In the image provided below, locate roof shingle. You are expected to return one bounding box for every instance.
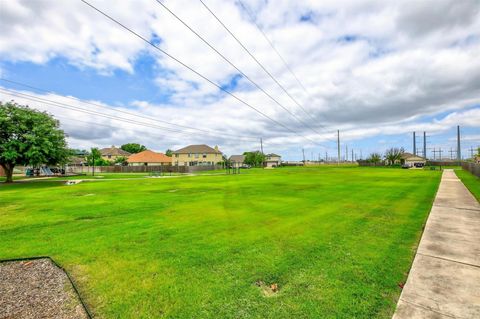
[99,146,131,156]
[127,150,172,163]
[173,144,221,154]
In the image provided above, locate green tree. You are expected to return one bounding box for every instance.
[121,143,146,154]
[86,148,112,175]
[367,152,382,165]
[0,102,68,183]
[114,156,128,166]
[385,147,405,165]
[243,151,265,167]
[165,149,173,157]
[86,148,110,166]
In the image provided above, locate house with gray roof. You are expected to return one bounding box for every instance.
[229,155,246,168]
[99,146,131,161]
[172,144,222,166]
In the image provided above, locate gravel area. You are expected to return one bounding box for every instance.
[0,258,89,319]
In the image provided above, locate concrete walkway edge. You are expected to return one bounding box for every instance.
[393,169,480,319]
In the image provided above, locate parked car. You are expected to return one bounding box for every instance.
[402,164,410,169]
[240,164,251,169]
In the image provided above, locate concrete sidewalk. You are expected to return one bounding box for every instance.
[393,169,480,319]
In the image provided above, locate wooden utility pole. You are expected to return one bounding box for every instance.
[457,125,461,161]
[302,148,305,164]
[260,137,264,167]
[337,130,340,165]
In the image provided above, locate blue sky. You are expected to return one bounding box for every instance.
[0,0,479,160]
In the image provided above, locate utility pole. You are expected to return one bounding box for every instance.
[423,131,427,159]
[469,147,475,159]
[432,147,437,160]
[337,130,340,165]
[438,148,443,160]
[345,144,348,162]
[92,151,95,176]
[351,149,354,162]
[302,148,306,164]
[360,149,363,160]
[413,132,416,156]
[457,125,461,161]
[449,148,455,160]
[260,137,264,167]
[325,151,328,162]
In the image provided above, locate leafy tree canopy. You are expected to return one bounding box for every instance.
[367,152,382,164]
[121,143,146,154]
[86,148,111,166]
[0,101,68,183]
[114,156,128,165]
[385,147,405,165]
[165,149,173,157]
[243,151,265,167]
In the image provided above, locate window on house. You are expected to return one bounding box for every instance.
[203,153,207,158]
[195,153,199,158]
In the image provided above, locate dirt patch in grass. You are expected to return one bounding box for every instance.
[0,258,89,319]
[255,280,280,297]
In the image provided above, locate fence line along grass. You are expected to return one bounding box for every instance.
[0,166,441,318]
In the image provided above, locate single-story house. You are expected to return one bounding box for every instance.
[100,146,131,161]
[229,155,246,168]
[400,152,426,167]
[265,153,281,168]
[172,144,222,166]
[127,150,172,166]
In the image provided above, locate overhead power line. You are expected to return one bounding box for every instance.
[198,0,320,126]
[80,0,321,146]
[54,115,278,149]
[155,0,322,136]
[0,78,257,141]
[0,88,257,140]
[1,88,289,149]
[237,0,312,98]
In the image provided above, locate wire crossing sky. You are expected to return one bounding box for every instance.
[0,0,479,160]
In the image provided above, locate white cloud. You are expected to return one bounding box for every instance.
[1,0,479,158]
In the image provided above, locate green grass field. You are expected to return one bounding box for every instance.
[0,167,441,318]
[455,169,480,201]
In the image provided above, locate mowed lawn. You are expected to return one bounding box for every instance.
[455,169,480,201]
[0,167,441,318]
